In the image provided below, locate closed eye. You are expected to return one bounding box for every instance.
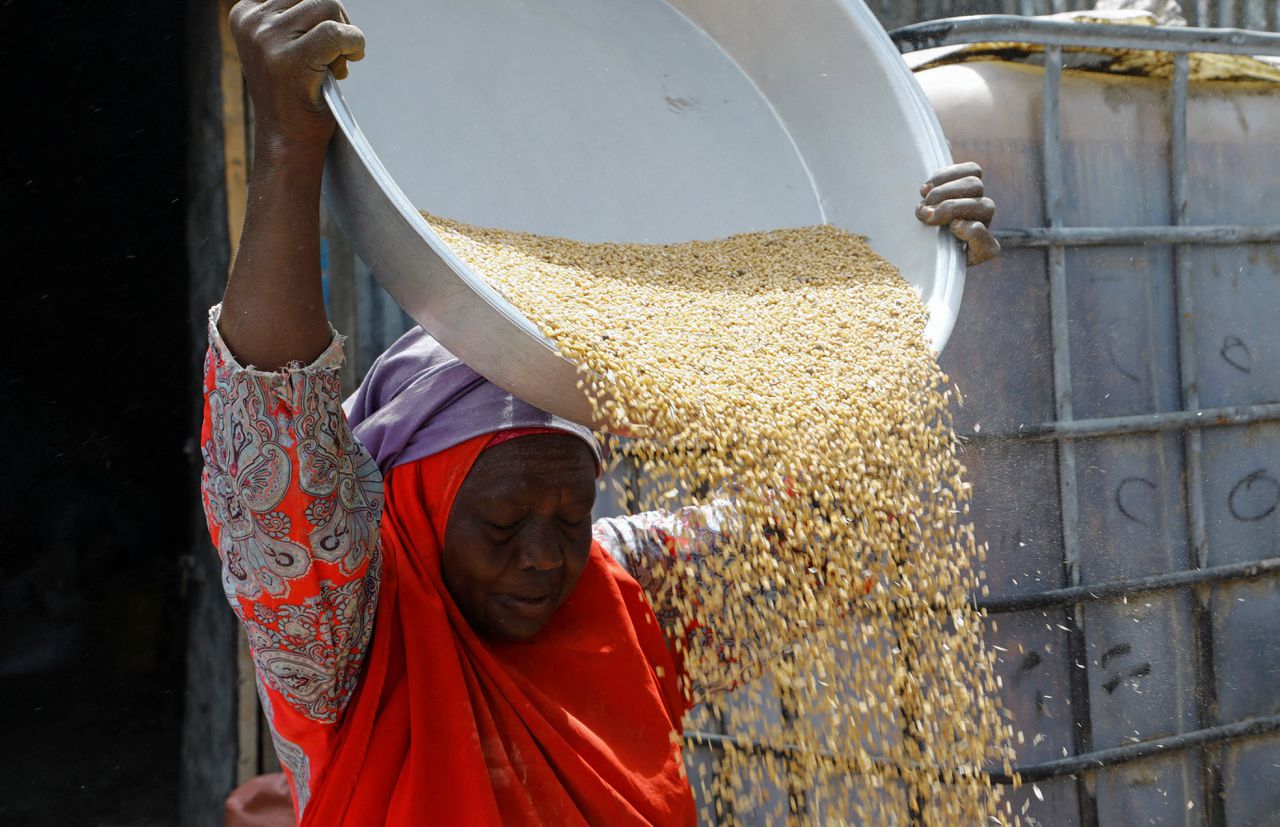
[559,516,590,528]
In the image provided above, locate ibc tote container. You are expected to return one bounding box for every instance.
[903,24,1280,825]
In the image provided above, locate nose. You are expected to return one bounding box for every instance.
[514,519,564,572]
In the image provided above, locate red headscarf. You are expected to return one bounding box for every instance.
[300,433,696,825]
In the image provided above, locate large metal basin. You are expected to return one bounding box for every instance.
[323,0,961,430]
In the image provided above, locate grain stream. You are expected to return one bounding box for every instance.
[426,213,1020,825]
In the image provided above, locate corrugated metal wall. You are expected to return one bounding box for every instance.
[868,0,1280,31]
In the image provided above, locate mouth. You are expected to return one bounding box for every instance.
[495,592,556,619]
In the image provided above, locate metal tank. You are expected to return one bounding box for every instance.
[321,0,964,431]
[894,16,1280,826]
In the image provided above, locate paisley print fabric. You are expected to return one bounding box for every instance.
[255,676,312,818]
[200,306,381,725]
[244,574,380,722]
[203,366,312,599]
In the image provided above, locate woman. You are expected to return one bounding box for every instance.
[206,2,1001,824]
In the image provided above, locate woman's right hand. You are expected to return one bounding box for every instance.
[229,0,366,154]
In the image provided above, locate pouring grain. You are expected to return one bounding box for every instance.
[425,213,1019,825]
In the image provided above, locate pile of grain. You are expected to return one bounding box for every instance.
[426,213,1019,825]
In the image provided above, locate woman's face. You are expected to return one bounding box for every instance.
[442,434,597,641]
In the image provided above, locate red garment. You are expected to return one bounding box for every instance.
[302,435,696,826]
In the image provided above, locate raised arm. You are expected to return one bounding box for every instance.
[198,5,373,808]
[219,0,365,370]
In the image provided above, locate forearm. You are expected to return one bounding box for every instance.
[219,140,332,370]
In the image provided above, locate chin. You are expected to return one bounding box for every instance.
[476,604,554,642]
[486,617,547,642]
[478,591,565,641]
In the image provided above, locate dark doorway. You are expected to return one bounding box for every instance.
[1,2,190,824]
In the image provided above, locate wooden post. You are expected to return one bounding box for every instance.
[214,0,277,789]
[180,0,243,822]
[220,0,248,260]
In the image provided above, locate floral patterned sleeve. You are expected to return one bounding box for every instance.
[200,305,383,815]
[593,501,781,705]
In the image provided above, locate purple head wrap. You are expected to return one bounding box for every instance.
[343,326,604,475]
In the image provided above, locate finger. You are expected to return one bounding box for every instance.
[952,220,1002,265]
[276,0,351,34]
[922,176,984,207]
[294,19,366,70]
[916,196,995,227]
[332,55,348,79]
[921,161,983,196]
[228,0,265,31]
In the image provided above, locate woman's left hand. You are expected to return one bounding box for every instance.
[916,162,1000,266]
